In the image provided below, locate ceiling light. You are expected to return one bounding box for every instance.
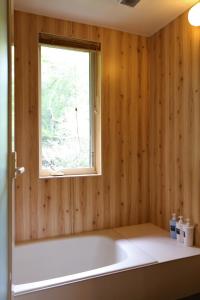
[188,2,200,26]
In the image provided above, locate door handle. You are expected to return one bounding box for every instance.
[10,152,26,178]
[15,167,25,175]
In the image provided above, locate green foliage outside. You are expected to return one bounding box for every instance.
[41,46,91,171]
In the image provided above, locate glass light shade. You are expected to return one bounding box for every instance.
[188,2,200,26]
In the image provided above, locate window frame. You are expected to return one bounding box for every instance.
[38,36,102,178]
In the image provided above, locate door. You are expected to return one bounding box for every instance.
[0,0,12,299]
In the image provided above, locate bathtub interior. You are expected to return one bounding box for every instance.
[13,233,127,285]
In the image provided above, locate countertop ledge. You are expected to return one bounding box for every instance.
[114,223,200,263]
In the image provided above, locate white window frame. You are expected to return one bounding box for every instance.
[38,36,101,178]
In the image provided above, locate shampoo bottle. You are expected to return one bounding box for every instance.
[176,216,184,243]
[169,213,177,239]
[183,219,194,247]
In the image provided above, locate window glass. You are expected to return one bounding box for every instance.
[41,45,92,171]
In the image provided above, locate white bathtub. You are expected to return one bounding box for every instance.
[13,227,157,298]
[13,224,200,300]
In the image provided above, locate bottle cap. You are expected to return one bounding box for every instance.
[178,216,184,223]
[172,213,176,219]
[185,218,190,225]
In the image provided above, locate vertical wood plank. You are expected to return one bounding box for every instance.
[149,11,200,246]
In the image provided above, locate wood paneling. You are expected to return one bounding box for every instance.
[149,12,200,245]
[14,11,150,242]
[15,10,200,245]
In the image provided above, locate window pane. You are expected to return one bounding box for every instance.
[41,46,92,171]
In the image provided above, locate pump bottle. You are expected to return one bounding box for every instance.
[176,216,184,243]
[169,213,177,239]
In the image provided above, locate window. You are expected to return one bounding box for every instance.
[39,34,101,177]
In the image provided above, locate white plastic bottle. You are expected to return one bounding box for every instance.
[183,219,194,247]
[176,216,184,243]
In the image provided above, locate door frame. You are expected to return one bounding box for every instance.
[8,0,14,299]
[0,0,13,299]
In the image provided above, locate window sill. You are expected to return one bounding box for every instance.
[39,169,102,179]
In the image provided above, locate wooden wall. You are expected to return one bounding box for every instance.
[14,11,150,242]
[149,12,200,245]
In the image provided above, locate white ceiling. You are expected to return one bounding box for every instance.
[14,0,198,36]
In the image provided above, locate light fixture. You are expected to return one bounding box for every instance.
[188,2,200,26]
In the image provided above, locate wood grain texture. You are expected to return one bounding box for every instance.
[149,12,200,245]
[14,11,150,242]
